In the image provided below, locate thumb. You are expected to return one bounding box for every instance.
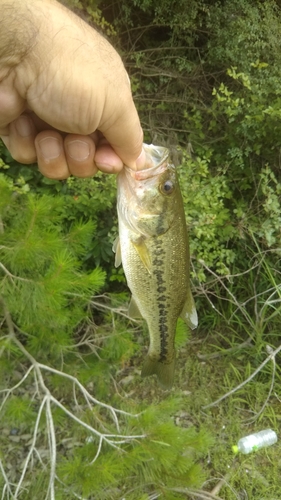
[98,94,144,169]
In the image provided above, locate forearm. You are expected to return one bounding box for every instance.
[0,0,117,82]
[0,0,85,73]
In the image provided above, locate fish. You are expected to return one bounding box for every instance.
[114,143,197,390]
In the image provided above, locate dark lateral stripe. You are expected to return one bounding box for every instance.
[153,236,169,362]
[154,269,164,284]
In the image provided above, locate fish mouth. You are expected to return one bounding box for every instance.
[126,144,170,181]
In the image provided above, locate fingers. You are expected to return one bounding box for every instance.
[64,135,98,177]
[1,114,133,178]
[35,131,69,179]
[5,115,37,164]
[1,113,99,178]
[95,140,146,173]
[35,132,98,179]
[94,139,123,174]
[1,113,146,178]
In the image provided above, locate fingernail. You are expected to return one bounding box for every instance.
[66,140,90,161]
[15,116,33,137]
[38,137,61,160]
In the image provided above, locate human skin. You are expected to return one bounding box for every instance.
[0,0,145,179]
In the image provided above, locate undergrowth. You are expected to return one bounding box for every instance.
[1,163,281,499]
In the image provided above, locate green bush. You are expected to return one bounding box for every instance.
[102,0,281,281]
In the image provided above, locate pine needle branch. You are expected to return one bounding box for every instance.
[0,297,146,499]
[0,262,31,283]
[55,476,88,500]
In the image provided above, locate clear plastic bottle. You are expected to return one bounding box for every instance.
[232,429,277,454]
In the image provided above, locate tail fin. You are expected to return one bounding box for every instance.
[141,356,175,390]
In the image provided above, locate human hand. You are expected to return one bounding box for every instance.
[0,0,145,179]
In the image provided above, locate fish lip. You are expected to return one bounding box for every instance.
[125,144,170,181]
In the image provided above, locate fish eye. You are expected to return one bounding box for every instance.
[159,180,174,195]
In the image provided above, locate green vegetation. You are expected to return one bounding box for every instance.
[1,0,281,498]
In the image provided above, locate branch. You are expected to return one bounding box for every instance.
[202,344,281,409]
[0,459,15,500]
[245,345,276,423]
[0,297,145,498]
[165,488,224,500]
[0,262,31,283]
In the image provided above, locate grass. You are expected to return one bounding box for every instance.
[178,343,281,499]
[120,244,281,499]
[180,249,281,499]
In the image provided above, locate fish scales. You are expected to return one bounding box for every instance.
[115,144,197,389]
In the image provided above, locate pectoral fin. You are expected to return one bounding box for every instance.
[113,237,122,267]
[180,289,198,330]
[128,296,142,318]
[132,240,151,274]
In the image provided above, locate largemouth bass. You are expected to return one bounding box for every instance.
[114,144,197,390]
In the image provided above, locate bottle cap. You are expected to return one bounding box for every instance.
[232,445,239,454]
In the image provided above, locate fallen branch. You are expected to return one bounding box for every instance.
[202,344,281,409]
[0,297,145,499]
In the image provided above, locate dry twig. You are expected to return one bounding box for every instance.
[0,298,145,499]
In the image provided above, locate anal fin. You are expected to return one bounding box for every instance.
[128,296,142,319]
[112,236,122,267]
[180,288,198,330]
